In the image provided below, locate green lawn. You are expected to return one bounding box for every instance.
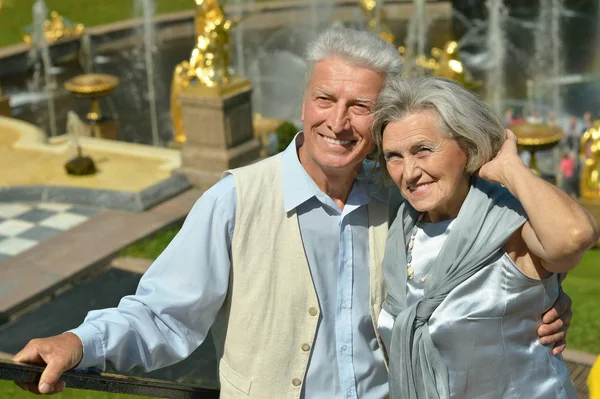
[0,381,154,399]
[562,248,600,354]
[0,0,286,48]
[118,225,181,260]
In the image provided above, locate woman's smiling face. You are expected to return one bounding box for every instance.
[382,110,470,222]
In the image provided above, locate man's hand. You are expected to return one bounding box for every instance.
[12,332,83,395]
[538,290,572,355]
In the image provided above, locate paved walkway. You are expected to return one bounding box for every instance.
[0,202,100,263]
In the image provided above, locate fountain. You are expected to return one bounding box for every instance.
[531,0,564,116]
[64,111,97,176]
[78,33,93,75]
[139,0,160,147]
[64,74,120,139]
[403,0,427,77]
[32,0,58,139]
[485,0,507,117]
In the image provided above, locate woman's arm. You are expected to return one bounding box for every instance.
[479,130,600,272]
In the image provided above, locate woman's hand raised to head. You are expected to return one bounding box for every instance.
[478,129,528,187]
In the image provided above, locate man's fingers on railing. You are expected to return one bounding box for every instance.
[13,339,46,364]
[39,357,71,393]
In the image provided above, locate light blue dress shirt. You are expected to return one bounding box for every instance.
[69,135,389,398]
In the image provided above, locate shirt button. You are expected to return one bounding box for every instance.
[346,388,353,398]
[342,300,349,309]
[292,377,302,386]
[341,345,348,352]
[301,342,311,352]
[308,307,318,316]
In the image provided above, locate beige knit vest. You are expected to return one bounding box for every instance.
[212,154,389,398]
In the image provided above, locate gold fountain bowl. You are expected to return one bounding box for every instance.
[64,74,120,97]
[511,123,564,148]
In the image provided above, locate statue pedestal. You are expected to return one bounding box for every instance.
[177,79,261,190]
[0,96,11,117]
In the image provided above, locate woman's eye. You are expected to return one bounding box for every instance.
[352,104,371,115]
[385,154,402,162]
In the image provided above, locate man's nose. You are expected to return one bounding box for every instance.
[327,104,351,133]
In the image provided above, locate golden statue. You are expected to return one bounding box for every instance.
[23,11,84,44]
[358,0,395,44]
[171,0,255,145]
[399,41,481,89]
[171,61,193,144]
[579,120,600,200]
[189,0,233,87]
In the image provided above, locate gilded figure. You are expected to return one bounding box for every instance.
[358,0,395,44]
[579,120,600,199]
[189,0,233,87]
[171,61,192,144]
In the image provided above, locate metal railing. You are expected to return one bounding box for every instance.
[0,359,219,399]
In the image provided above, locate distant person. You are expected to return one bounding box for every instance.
[547,110,558,126]
[13,28,573,398]
[373,76,598,398]
[503,107,514,127]
[563,115,580,153]
[559,150,578,198]
[582,111,593,133]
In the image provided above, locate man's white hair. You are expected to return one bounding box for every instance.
[305,27,403,87]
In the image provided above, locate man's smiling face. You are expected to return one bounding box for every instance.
[300,56,384,175]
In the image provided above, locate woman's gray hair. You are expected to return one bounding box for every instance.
[305,27,403,86]
[373,76,506,178]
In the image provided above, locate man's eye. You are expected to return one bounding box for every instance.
[417,147,432,153]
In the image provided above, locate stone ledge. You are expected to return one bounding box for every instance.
[0,174,192,212]
[563,348,598,367]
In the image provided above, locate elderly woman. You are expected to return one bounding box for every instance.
[373,77,600,398]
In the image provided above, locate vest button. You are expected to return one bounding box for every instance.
[308,307,318,316]
[292,377,302,386]
[301,342,311,352]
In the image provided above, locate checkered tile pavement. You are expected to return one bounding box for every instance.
[0,203,100,263]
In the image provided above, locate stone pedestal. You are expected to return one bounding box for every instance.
[177,79,261,190]
[0,96,11,117]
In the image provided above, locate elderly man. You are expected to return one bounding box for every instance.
[15,28,571,398]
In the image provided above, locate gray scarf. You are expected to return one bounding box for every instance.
[383,177,527,399]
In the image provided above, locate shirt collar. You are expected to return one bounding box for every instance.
[280,132,388,212]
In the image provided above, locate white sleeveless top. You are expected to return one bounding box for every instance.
[378,218,576,398]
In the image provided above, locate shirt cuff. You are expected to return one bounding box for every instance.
[66,323,106,370]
